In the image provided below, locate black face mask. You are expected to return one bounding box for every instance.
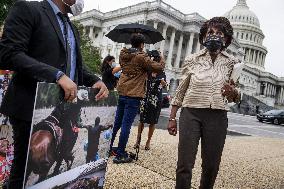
[204,35,225,53]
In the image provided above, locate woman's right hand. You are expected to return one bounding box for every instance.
[167,120,177,136]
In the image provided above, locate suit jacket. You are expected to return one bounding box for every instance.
[0,0,100,121]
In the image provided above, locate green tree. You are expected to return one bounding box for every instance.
[73,21,102,75]
[0,0,15,26]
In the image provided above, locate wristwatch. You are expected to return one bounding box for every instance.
[169,118,176,121]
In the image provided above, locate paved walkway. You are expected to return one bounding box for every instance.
[104,127,284,189]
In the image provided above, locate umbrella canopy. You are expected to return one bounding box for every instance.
[105,23,164,44]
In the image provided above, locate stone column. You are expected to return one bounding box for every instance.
[242,49,245,62]
[244,48,247,61]
[279,87,282,103]
[153,21,158,29]
[246,48,250,62]
[262,54,266,66]
[255,51,259,66]
[282,87,284,103]
[258,52,261,66]
[280,87,283,103]
[248,49,251,62]
[89,26,94,39]
[260,53,263,66]
[186,32,195,57]
[150,21,159,50]
[257,82,261,95]
[160,24,168,55]
[175,33,184,68]
[196,38,201,53]
[252,50,256,64]
[166,28,176,68]
[276,87,280,103]
[111,42,117,56]
[261,53,265,67]
[258,53,261,66]
[98,30,104,44]
[264,83,268,96]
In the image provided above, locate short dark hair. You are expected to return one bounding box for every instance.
[199,17,233,49]
[130,33,145,48]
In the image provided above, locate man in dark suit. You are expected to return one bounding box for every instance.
[0,0,108,188]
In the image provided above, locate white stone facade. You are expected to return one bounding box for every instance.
[72,0,284,107]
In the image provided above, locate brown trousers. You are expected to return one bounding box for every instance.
[176,108,228,189]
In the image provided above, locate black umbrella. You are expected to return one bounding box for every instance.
[105,23,164,44]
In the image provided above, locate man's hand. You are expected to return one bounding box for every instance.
[167,120,177,136]
[92,81,109,100]
[57,75,77,102]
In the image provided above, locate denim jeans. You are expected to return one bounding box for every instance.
[110,95,141,157]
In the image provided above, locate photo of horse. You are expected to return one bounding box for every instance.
[24,82,117,189]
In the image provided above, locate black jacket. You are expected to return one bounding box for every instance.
[0,0,100,121]
[102,64,118,90]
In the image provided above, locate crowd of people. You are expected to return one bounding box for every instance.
[0,0,243,188]
[0,138,13,185]
[0,73,11,125]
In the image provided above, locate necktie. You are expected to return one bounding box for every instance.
[58,13,72,78]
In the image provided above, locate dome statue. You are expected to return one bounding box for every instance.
[224,0,267,71]
[224,0,260,28]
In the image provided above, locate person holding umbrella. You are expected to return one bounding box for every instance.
[109,33,165,164]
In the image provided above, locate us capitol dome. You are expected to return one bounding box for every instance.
[224,0,267,71]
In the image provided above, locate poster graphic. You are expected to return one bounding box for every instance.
[24,82,117,189]
[0,71,13,186]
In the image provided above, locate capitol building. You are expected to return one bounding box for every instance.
[72,0,284,108]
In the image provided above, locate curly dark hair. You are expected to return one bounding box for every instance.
[199,17,233,49]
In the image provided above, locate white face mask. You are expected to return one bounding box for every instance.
[70,0,84,16]
[111,62,117,68]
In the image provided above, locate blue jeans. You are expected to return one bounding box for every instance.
[110,95,141,157]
